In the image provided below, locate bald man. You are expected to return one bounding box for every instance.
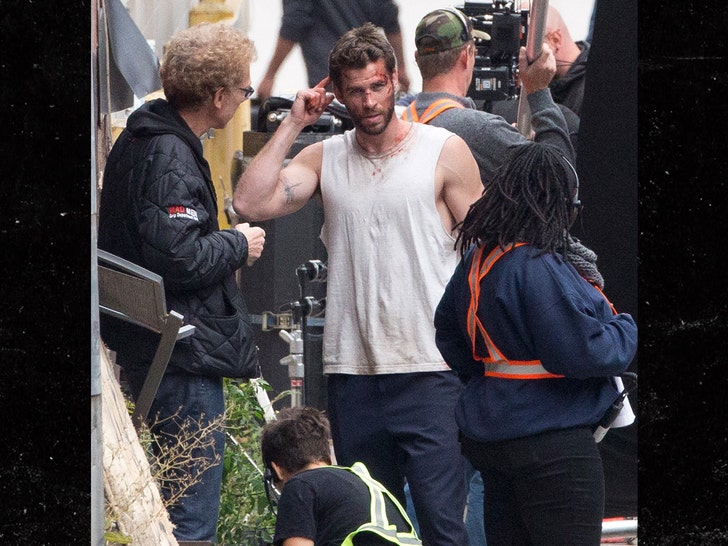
[543,4,590,116]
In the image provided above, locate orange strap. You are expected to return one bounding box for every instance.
[401,98,464,124]
[591,283,618,316]
[466,244,564,380]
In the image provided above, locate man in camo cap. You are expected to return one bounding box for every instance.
[414,7,489,55]
[403,7,575,186]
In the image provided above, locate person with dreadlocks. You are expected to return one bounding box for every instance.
[433,142,637,546]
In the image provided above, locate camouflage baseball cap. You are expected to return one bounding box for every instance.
[415,8,473,55]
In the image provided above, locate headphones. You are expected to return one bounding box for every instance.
[263,466,282,513]
[443,7,472,44]
[560,154,582,224]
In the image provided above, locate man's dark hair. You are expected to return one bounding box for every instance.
[456,143,578,260]
[261,406,332,474]
[328,22,397,89]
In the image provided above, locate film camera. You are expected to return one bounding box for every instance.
[458,1,528,105]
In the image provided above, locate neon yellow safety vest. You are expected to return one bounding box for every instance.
[340,462,422,546]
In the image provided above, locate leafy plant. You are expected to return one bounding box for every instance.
[106,376,288,545]
[217,378,289,545]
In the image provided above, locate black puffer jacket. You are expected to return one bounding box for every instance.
[98,99,259,378]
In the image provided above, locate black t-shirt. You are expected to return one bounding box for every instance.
[273,466,411,546]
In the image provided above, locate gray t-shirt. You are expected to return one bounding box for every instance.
[280,0,401,86]
[407,89,574,186]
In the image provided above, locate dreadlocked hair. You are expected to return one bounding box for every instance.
[456,143,575,261]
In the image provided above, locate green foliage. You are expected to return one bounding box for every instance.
[104,513,133,545]
[217,378,289,546]
[103,531,132,545]
[108,376,287,545]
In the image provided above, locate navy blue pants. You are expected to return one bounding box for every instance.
[123,361,225,543]
[461,427,604,546]
[327,372,470,546]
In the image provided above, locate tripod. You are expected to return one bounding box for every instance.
[278,260,326,407]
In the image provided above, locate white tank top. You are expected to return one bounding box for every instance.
[320,123,458,374]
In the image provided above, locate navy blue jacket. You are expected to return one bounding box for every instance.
[434,244,637,442]
[98,99,258,378]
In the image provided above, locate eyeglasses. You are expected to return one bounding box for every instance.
[263,468,281,515]
[239,85,255,99]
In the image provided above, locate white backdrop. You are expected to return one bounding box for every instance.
[246,0,596,98]
[126,0,595,100]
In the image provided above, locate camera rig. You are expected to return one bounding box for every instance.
[458,1,529,104]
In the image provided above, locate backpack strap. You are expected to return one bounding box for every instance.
[401,98,465,124]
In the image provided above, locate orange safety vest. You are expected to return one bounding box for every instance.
[466,244,564,380]
[401,98,465,124]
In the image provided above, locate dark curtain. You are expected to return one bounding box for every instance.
[572,0,638,517]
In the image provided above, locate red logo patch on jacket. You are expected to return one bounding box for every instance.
[168,205,199,221]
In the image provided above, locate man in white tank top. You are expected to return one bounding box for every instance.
[234,23,483,546]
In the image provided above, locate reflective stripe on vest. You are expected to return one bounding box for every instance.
[401,98,464,124]
[340,462,422,546]
[466,244,564,380]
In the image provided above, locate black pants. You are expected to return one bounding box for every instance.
[461,427,604,546]
[327,372,470,546]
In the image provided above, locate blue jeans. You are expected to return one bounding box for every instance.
[123,363,225,543]
[405,466,487,546]
[465,462,487,546]
[461,427,604,546]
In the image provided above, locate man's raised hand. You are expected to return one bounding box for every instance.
[289,77,336,127]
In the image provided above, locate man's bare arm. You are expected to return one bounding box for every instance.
[282,537,314,546]
[436,136,484,231]
[233,78,334,221]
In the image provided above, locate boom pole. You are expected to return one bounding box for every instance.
[516,0,549,137]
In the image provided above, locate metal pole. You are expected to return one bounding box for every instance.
[516,0,550,137]
[601,518,638,537]
[279,321,305,407]
[90,1,104,544]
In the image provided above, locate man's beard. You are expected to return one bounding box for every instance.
[352,104,395,136]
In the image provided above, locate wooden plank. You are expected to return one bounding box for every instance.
[101,341,178,545]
